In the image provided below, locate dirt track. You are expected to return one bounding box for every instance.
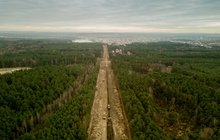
[88,45,130,140]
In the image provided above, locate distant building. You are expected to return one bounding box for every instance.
[112,48,123,55]
[72,39,93,43]
[127,51,132,56]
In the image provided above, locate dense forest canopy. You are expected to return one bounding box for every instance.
[0,39,101,139]
[109,42,220,139]
[0,39,101,67]
[1,39,220,139]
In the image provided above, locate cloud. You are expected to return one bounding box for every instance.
[0,0,220,33]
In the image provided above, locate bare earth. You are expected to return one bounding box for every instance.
[88,45,130,140]
[0,67,31,75]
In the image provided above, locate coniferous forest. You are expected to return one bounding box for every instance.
[1,39,220,140]
[109,42,220,140]
[0,39,101,139]
[1,0,220,139]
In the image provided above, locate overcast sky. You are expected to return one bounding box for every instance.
[0,0,220,33]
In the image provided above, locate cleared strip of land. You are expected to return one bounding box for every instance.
[88,45,130,140]
[0,67,31,75]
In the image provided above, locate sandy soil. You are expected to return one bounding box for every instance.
[0,67,31,75]
[88,45,130,140]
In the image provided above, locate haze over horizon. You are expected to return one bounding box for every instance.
[0,0,220,33]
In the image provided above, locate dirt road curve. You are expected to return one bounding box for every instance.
[88,45,130,140]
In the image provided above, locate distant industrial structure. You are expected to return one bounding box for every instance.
[112,48,133,56]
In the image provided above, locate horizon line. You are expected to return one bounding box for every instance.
[1,30,220,35]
